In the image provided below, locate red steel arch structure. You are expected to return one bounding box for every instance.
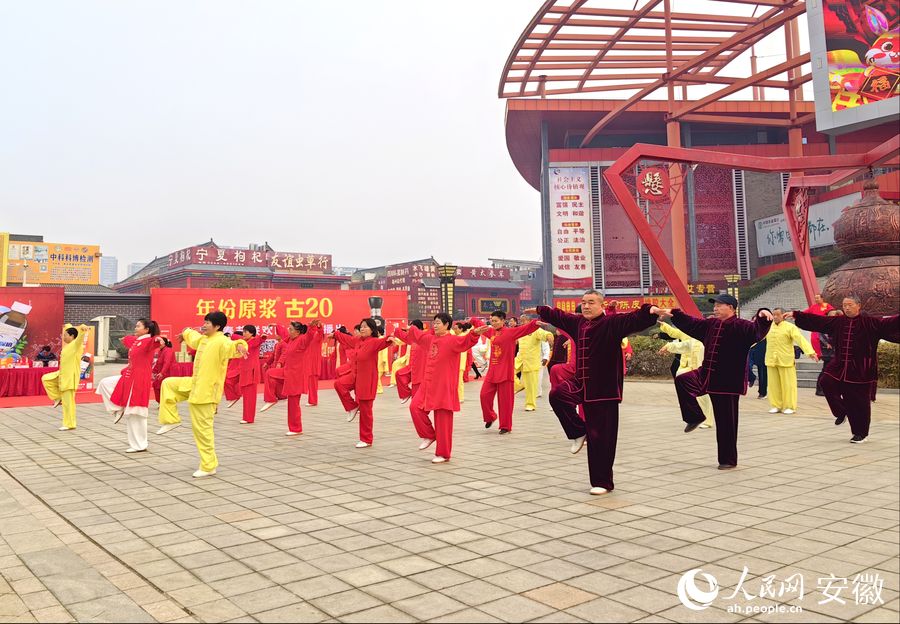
[499,0,899,316]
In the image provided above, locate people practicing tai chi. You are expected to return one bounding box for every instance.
[526,291,660,495]
[333,325,360,416]
[658,320,712,429]
[331,318,392,448]
[513,318,553,411]
[393,313,489,463]
[223,325,265,423]
[96,318,166,453]
[42,324,91,431]
[802,293,834,358]
[659,294,772,471]
[304,324,324,407]
[260,321,322,435]
[479,310,543,433]
[788,296,899,443]
[394,320,425,405]
[764,308,817,414]
[156,311,248,478]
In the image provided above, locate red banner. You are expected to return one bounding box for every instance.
[0,287,65,366]
[166,245,333,273]
[150,288,408,338]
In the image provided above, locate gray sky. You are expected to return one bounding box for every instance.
[0,1,541,278]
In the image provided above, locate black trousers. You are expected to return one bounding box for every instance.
[820,374,872,438]
[675,370,740,466]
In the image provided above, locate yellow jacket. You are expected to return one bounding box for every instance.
[764,321,814,367]
[659,322,704,372]
[392,341,410,370]
[517,328,553,372]
[182,329,246,404]
[57,324,88,392]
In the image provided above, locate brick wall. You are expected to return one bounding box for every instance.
[64,294,151,325]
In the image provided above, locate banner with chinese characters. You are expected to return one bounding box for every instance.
[549,167,594,290]
[0,287,65,366]
[554,294,680,314]
[150,288,407,338]
[755,194,852,258]
[166,244,333,274]
[5,241,100,285]
[455,267,510,280]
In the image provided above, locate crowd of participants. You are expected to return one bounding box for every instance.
[41,291,898,493]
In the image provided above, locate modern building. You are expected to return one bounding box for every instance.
[99,256,118,286]
[125,262,147,278]
[113,240,349,294]
[499,2,898,305]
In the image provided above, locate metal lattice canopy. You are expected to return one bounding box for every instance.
[499,0,811,146]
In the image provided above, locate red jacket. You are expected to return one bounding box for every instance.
[273,325,321,396]
[397,326,478,412]
[111,334,162,409]
[484,320,539,383]
[304,330,324,378]
[239,335,265,387]
[335,333,390,400]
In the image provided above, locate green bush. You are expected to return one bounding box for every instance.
[878,342,899,389]
[627,335,672,378]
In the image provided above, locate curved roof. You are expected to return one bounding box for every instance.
[499,0,810,147]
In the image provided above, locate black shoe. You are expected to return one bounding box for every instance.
[757,394,766,399]
[815,391,825,396]
[499,428,510,435]
[717,464,737,470]
[850,435,867,444]
[835,414,846,426]
[485,420,494,429]
[684,422,702,433]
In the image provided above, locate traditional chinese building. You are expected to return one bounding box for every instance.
[112,240,348,294]
[350,258,526,320]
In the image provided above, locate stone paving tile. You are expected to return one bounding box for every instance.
[1,382,897,623]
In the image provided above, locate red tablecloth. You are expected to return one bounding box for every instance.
[170,362,193,377]
[0,367,53,398]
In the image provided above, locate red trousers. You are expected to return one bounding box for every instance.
[358,399,375,444]
[480,380,514,429]
[224,375,241,401]
[264,369,287,403]
[307,375,318,406]
[334,373,357,412]
[240,384,258,423]
[820,374,872,438]
[286,394,302,432]
[396,366,412,400]
[410,387,454,458]
[152,377,168,403]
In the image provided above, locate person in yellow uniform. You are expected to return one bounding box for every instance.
[376,347,389,394]
[658,321,712,428]
[514,318,553,411]
[156,311,247,478]
[766,307,817,414]
[42,324,91,431]
[451,323,472,402]
[389,340,409,387]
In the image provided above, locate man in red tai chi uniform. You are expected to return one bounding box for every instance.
[395,320,425,405]
[479,310,544,434]
[527,291,660,495]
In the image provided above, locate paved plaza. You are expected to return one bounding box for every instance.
[0,378,897,623]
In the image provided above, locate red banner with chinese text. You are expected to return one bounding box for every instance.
[150,289,407,338]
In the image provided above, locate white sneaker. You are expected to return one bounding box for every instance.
[239,420,251,424]
[112,410,124,425]
[386,384,395,388]
[418,438,435,451]
[125,448,146,453]
[570,436,586,454]
[589,487,609,496]
[285,431,301,436]
[51,400,62,408]
[768,408,780,414]
[347,408,359,423]
[225,398,240,409]
[783,408,795,415]
[57,426,74,431]
[525,407,535,412]
[399,396,411,405]
[355,441,371,448]
[304,402,313,407]
[156,423,181,435]
[431,456,448,464]
[192,469,217,478]
[260,402,277,413]
[699,423,711,429]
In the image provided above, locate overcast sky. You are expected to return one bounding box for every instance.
[0,1,804,280]
[0,1,543,278]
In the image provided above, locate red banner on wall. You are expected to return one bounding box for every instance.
[0,287,65,366]
[150,288,408,338]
